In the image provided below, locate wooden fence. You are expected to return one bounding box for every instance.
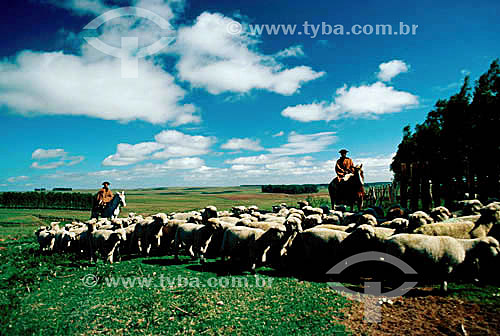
[390,162,482,211]
[364,184,397,208]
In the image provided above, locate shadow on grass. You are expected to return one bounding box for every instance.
[142,258,190,266]
[187,261,252,276]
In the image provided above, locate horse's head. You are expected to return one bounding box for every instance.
[117,191,126,207]
[353,164,364,185]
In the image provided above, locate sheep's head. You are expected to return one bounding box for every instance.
[391,218,410,234]
[207,218,222,231]
[357,214,377,226]
[430,206,451,222]
[303,214,322,229]
[202,206,218,223]
[408,211,433,231]
[285,216,303,233]
[475,236,500,259]
[459,199,483,215]
[297,200,309,209]
[479,202,500,224]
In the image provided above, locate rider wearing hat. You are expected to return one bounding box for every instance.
[335,149,355,183]
[97,181,113,207]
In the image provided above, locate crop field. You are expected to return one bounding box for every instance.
[1,186,500,335]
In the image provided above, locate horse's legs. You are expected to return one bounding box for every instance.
[328,180,336,210]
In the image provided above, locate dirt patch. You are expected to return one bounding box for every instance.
[333,290,500,335]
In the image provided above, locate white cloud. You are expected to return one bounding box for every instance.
[164,157,204,169]
[282,102,332,122]
[231,164,253,171]
[31,161,66,169]
[282,82,418,122]
[102,142,164,166]
[377,60,409,82]
[221,138,263,151]
[45,0,110,16]
[264,160,295,170]
[225,132,336,170]
[174,12,324,95]
[0,51,198,125]
[274,45,305,58]
[46,0,185,19]
[153,130,216,159]
[225,154,272,165]
[102,130,215,166]
[272,131,284,137]
[67,156,85,166]
[353,153,395,182]
[31,148,85,169]
[268,131,337,156]
[32,148,67,159]
[7,176,29,183]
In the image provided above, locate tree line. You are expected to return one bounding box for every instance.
[391,59,500,206]
[261,184,319,194]
[0,192,93,210]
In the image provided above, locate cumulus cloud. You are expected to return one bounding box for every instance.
[152,130,216,159]
[174,12,324,95]
[32,148,67,159]
[164,157,204,169]
[102,130,215,166]
[272,131,284,137]
[225,154,272,165]
[282,60,416,122]
[282,82,418,122]
[221,138,263,151]
[31,148,84,169]
[102,142,164,166]
[0,51,198,125]
[377,60,409,82]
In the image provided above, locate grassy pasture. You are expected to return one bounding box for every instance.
[0,186,350,335]
[1,186,498,335]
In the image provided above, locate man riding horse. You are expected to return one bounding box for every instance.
[328,149,364,211]
[97,181,113,210]
[335,149,355,184]
[91,181,115,219]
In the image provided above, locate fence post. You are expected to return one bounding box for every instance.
[410,162,420,211]
[400,163,408,208]
[421,161,432,211]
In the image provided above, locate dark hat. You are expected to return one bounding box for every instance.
[102,181,110,186]
[339,149,349,153]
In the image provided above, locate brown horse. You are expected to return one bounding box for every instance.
[328,164,364,212]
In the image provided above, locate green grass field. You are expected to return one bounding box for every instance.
[0,186,351,335]
[1,186,498,335]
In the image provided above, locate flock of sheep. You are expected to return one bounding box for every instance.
[35,199,500,292]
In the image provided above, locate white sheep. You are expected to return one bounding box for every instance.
[430,206,452,222]
[384,234,500,291]
[413,202,500,240]
[408,211,434,231]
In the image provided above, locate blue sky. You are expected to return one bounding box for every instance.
[1,0,499,190]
